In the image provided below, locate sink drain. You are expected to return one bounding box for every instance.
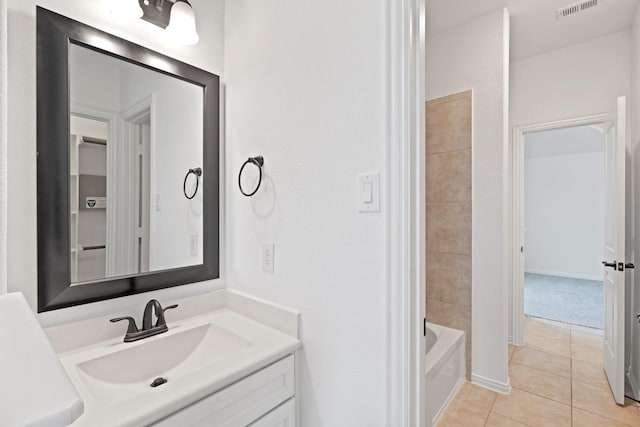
[150,377,168,388]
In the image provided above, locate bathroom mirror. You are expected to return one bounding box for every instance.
[37,8,219,312]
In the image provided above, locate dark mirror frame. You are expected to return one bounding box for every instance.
[36,7,220,312]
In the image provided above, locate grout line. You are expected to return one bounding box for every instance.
[426,147,472,157]
[570,327,573,426]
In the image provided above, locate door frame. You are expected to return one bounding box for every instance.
[510,113,608,346]
[387,0,426,425]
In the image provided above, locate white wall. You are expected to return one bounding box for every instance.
[524,128,604,281]
[511,30,631,127]
[224,0,388,424]
[426,9,511,390]
[629,2,640,398]
[6,0,224,326]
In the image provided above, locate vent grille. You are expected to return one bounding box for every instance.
[557,0,600,19]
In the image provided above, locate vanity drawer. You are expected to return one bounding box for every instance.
[153,355,295,427]
[249,398,296,427]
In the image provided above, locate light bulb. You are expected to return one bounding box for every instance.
[112,0,144,19]
[166,0,199,45]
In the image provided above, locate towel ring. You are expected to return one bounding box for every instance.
[183,167,202,200]
[238,156,264,197]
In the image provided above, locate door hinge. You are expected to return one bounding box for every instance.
[423,318,426,337]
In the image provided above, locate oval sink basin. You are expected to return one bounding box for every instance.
[75,323,253,404]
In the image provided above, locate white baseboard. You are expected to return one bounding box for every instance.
[524,269,601,282]
[471,373,511,395]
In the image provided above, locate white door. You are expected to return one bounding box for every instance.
[603,96,627,405]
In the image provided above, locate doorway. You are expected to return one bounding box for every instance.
[512,100,631,405]
[523,124,606,330]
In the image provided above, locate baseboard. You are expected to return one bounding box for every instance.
[432,377,465,426]
[471,373,511,395]
[524,269,601,282]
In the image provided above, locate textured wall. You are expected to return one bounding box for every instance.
[426,9,510,390]
[426,91,472,377]
[224,0,388,424]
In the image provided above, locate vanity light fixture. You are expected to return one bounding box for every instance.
[130,0,200,45]
[166,0,200,45]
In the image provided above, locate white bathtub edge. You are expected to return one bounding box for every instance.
[471,373,512,395]
[424,322,464,375]
[432,376,465,426]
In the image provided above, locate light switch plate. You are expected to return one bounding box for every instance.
[358,173,380,212]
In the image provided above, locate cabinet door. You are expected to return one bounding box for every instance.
[250,398,296,427]
[154,355,294,427]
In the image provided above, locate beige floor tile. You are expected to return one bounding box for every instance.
[572,359,609,390]
[572,408,634,427]
[571,330,604,348]
[572,381,640,426]
[456,381,497,411]
[524,332,571,357]
[571,323,604,336]
[437,396,489,427]
[493,387,571,426]
[511,346,571,378]
[509,363,571,404]
[485,412,528,427]
[571,341,603,365]
[525,318,571,342]
[508,344,516,362]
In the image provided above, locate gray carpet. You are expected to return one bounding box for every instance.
[524,273,603,329]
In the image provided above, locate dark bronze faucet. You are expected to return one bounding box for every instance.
[110,299,178,342]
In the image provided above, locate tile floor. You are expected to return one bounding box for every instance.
[437,316,640,426]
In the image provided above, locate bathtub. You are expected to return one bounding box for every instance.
[425,322,466,426]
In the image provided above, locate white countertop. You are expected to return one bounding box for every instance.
[0,293,83,427]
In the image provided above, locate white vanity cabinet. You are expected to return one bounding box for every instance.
[153,355,296,427]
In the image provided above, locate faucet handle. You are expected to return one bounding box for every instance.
[110,316,139,334]
[163,304,179,313]
[156,304,179,327]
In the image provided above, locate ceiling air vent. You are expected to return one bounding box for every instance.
[557,0,600,20]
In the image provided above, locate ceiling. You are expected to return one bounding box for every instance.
[524,125,604,159]
[426,0,640,60]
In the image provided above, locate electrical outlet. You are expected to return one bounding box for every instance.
[190,234,198,257]
[262,243,275,273]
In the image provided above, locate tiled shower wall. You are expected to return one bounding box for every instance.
[425,91,472,377]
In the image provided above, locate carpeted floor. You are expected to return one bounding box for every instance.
[524,273,603,329]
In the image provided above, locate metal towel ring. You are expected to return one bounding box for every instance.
[183,167,202,200]
[238,156,264,197]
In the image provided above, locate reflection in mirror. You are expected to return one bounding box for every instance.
[69,44,204,284]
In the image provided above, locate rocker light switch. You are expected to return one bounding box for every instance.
[359,173,380,213]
